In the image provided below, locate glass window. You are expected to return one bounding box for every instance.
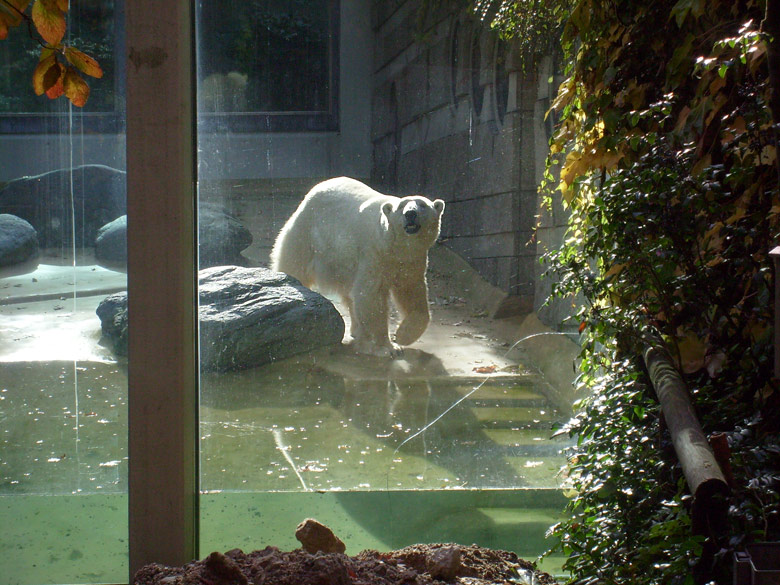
[0,5,127,585]
[196,1,572,578]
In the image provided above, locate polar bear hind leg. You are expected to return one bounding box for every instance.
[270,223,316,288]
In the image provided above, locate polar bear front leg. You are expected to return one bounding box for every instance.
[348,275,401,357]
[391,278,431,346]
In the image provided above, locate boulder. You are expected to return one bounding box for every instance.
[93,205,252,267]
[96,266,345,371]
[0,165,126,248]
[95,215,127,263]
[0,214,39,267]
[199,203,253,268]
[95,291,129,356]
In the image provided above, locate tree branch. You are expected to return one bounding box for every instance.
[0,0,47,48]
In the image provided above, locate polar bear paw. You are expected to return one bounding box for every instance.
[346,337,404,359]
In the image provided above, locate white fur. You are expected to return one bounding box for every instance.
[270,177,445,357]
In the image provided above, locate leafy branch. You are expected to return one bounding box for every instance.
[0,0,102,107]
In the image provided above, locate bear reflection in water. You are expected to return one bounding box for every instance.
[271,177,445,358]
[200,346,523,489]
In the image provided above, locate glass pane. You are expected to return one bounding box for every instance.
[196,0,337,132]
[0,4,127,584]
[198,0,332,113]
[197,1,571,576]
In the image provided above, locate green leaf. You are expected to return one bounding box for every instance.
[670,0,693,28]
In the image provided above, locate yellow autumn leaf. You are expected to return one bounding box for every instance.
[551,78,575,113]
[708,74,726,95]
[701,221,724,255]
[63,68,89,107]
[64,47,103,79]
[561,150,585,187]
[44,62,64,99]
[32,0,66,45]
[675,333,707,374]
[748,42,767,74]
[626,82,649,110]
[591,148,624,171]
[32,52,57,95]
[602,262,625,280]
[760,144,777,165]
[675,106,691,132]
[725,206,746,226]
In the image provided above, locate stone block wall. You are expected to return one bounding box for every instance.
[370,0,565,316]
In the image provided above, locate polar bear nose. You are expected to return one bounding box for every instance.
[403,206,421,234]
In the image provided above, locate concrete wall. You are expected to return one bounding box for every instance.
[370,0,567,321]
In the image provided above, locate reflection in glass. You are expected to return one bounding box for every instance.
[197,0,338,132]
[0,4,127,583]
[0,0,123,134]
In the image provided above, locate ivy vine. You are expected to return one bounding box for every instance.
[473,0,780,582]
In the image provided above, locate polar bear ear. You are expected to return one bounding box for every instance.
[433,199,445,214]
[381,201,395,217]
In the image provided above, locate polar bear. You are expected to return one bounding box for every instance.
[270,177,445,357]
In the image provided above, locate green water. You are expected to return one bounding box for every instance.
[0,490,566,585]
[0,359,571,584]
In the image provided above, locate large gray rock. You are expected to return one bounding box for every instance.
[199,203,253,268]
[95,291,129,356]
[0,165,126,248]
[93,205,253,268]
[0,214,39,267]
[94,215,127,263]
[96,266,345,371]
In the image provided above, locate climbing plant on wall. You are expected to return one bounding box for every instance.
[478,0,780,582]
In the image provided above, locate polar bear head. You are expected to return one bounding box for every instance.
[381,196,445,242]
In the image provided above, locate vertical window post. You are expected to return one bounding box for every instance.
[126,1,198,577]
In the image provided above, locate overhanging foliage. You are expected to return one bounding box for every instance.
[478,0,780,582]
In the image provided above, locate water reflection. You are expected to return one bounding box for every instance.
[200,345,570,493]
[1,343,569,495]
[0,361,127,495]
